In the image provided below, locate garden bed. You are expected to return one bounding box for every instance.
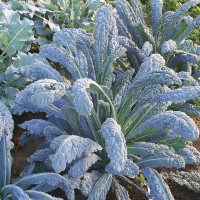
[11,115,200,200]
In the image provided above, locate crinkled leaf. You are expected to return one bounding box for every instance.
[130,111,199,141]
[151,0,163,37]
[177,145,200,165]
[88,173,112,200]
[11,79,69,115]
[162,171,200,193]
[161,39,177,55]
[20,119,66,142]
[142,167,175,200]
[68,154,101,178]
[81,170,102,197]
[101,118,127,172]
[49,135,102,173]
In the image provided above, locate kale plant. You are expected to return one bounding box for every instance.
[0,0,66,106]
[0,100,79,200]
[10,5,200,199]
[0,2,33,70]
[162,170,200,193]
[39,4,126,84]
[0,51,66,106]
[8,0,106,44]
[114,0,200,78]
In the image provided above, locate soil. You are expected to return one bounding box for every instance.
[11,114,200,200]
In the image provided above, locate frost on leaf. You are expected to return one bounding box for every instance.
[177,145,200,165]
[49,135,102,173]
[14,172,77,191]
[81,170,102,197]
[0,101,14,189]
[130,111,199,141]
[129,142,176,157]
[88,173,112,200]
[24,62,63,82]
[11,79,69,115]
[131,70,182,93]
[129,142,185,169]
[138,41,153,62]
[134,54,165,82]
[151,0,163,36]
[112,179,130,200]
[72,78,97,117]
[156,86,200,104]
[101,118,139,177]
[136,84,170,106]
[20,119,66,142]
[162,171,200,193]
[101,118,127,172]
[142,167,175,200]
[0,101,14,145]
[168,53,200,69]
[161,40,177,55]
[106,159,139,178]
[177,72,199,86]
[2,185,30,200]
[68,154,101,178]
[94,4,114,71]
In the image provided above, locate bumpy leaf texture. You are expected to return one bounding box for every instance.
[19,119,66,142]
[151,0,163,37]
[138,41,153,62]
[101,118,127,171]
[81,170,102,197]
[11,79,69,115]
[72,78,97,117]
[0,101,14,189]
[161,39,177,55]
[13,172,78,199]
[68,154,101,178]
[130,0,145,25]
[39,44,84,80]
[112,179,130,200]
[88,173,113,200]
[134,54,165,82]
[171,103,200,117]
[129,142,185,169]
[163,0,200,41]
[162,171,200,193]
[156,86,200,104]
[177,145,200,165]
[24,62,64,82]
[177,72,198,86]
[142,167,175,200]
[130,111,199,141]
[176,16,200,43]
[101,118,139,178]
[49,135,102,173]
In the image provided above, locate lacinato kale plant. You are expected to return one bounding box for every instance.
[39,4,126,84]
[0,100,79,200]
[37,2,200,117]
[114,0,200,78]
[162,170,200,193]
[10,5,200,200]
